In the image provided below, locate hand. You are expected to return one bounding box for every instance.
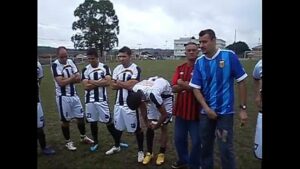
[239,110,248,127]
[177,79,184,85]
[149,121,159,130]
[205,108,217,120]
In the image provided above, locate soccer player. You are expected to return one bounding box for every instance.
[253,59,262,160]
[127,76,173,166]
[171,41,201,169]
[81,48,112,152]
[51,46,94,151]
[189,29,248,169]
[105,46,145,163]
[37,61,55,155]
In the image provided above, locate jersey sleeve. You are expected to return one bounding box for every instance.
[172,66,180,86]
[253,60,262,80]
[51,62,61,77]
[131,66,141,81]
[189,58,202,89]
[230,53,248,82]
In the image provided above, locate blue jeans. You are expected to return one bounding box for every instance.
[174,116,201,169]
[200,114,236,169]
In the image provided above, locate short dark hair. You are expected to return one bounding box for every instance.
[199,29,216,40]
[56,46,67,55]
[118,46,132,56]
[126,91,143,110]
[87,48,98,57]
[184,41,198,47]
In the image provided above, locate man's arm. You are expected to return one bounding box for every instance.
[89,75,112,87]
[237,79,248,126]
[254,79,262,110]
[172,79,193,93]
[192,88,217,120]
[111,79,139,90]
[54,75,76,87]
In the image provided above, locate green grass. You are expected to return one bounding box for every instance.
[38,59,261,169]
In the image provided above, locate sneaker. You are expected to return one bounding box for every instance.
[120,142,129,148]
[171,161,188,169]
[142,152,153,165]
[90,144,99,152]
[138,151,144,163]
[65,141,77,151]
[80,136,94,144]
[156,153,165,165]
[42,147,56,155]
[105,146,121,155]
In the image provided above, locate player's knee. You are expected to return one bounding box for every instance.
[61,121,70,127]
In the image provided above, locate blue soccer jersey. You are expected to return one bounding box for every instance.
[189,49,247,114]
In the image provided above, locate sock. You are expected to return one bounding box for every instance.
[159,147,166,154]
[61,125,70,141]
[135,128,144,152]
[37,128,46,149]
[77,118,86,135]
[146,128,154,154]
[91,122,98,144]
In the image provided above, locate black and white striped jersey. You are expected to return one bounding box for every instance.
[82,63,111,103]
[51,59,79,96]
[112,63,141,106]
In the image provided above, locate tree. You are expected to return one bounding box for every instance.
[225,41,250,57]
[71,0,119,60]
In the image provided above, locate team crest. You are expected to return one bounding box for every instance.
[219,60,225,68]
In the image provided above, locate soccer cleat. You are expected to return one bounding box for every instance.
[137,151,144,163]
[156,153,165,165]
[90,144,99,152]
[42,147,56,155]
[171,161,188,169]
[105,146,121,155]
[142,152,153,165]
[65,141,77,151]
[80,136,94,144]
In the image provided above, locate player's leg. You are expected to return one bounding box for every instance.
[73,95,93,144]
[216,114,236,169]
[86,102,99,151]
[254,112,262,160]
[105,105,122,155]
[56,96,76,151]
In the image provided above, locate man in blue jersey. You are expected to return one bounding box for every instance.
[189,29,248,169]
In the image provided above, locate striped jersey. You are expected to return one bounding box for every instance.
[253,59,262,80]
[189,49,248,114]
[172,63,200,120]
[37,61,43,102]
[132,76,173,108]
[82,63,111,103]
[51,59,79,96]
[112,63,141,106]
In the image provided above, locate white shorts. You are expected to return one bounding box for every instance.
[37,102,44,128]
[85,101,110,123]
[114,105,138,133]
[147,97,173,125]
[254,112,262,159]
[56,95,84,122]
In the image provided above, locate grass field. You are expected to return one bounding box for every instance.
[38,59,261,169]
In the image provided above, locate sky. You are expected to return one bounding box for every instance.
[38,0,262,49]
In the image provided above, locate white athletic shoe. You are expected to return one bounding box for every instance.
[65,141,77,151]
[105,146,121,155]
[138,151,144,163]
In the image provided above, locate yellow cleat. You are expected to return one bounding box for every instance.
[156,153,165,165]
[142,152,153,165]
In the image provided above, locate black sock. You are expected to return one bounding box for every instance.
[146,128,154,154]
[159,147,166,154]
[91,122,98,144]
[61,125,70,141]
[77,118,86,135]
[37,128,46,149]
[106,122,122,147]
[135,128,144,152]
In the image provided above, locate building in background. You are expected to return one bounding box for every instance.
[174,37,226,58]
